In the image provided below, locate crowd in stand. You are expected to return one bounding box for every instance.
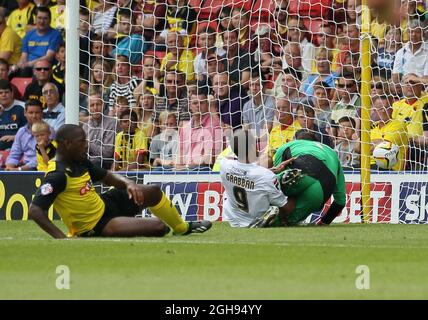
[0,0,428,172]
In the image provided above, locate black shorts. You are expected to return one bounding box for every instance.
[80,189,142,237]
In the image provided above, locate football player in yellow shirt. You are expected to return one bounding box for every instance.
[29,124,212,239]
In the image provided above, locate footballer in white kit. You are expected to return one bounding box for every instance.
[220,157,288,227]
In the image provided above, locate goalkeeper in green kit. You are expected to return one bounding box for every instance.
[250,130,346,227]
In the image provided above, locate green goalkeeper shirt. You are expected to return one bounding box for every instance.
[273,139,346,206]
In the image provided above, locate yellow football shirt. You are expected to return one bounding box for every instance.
[160,49,195,82]
[36,140,57,172]
[0,26,22,65]
[392,96,428,138]
[32,159,107,237]
[370,119,409,171]
[114,128,148,169]
[6,3,35,38]
[268,120,302,154]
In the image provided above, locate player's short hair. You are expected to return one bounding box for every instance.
[0,79,12,91]
[115,96,129,105]
[338,116,357,128]
[294,129,320,142]
[230,128,257,162]
[56,124,85,142]
[35,6,51,19]
[119,110,138,122]
[32,121,50,135]
[25,99,43,111]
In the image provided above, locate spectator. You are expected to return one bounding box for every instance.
[32,120,56,171]
[393,74,428,139]
[215,5,232,48]
[242,71,275,145]
[335,116,360,170]
[91,0,118,36]
[42,82,65,131]
[0,0,18,16]
[107,55,140,113]
[274,68,303,110]
[23,59,63,107]
[268,97,302,153]
[0,79,27,150]
[296,99,334,148]
[159,0,196,40]
[5,99,51,171]
[336,23,360,76]
[285,17,316,80]
[392,19,428,85]
[79,7,94,80]
[160,29,195,82]
[231,7,256,53]
[89,59,114,108]
[373,25,402,80]
[393,75,428,169]
[133,54,163,98]
[16,6,63,77]
[330,71,361,135]
[149,111,179,169]
[222,29,254,91]
[0,59,22,101]
[205,52,227,90]
[312,81,333,132]
[274,0,289,45]
[301,47,337,97]
[194,26,226,83]
[315,24,339,74]
[112,96,130,120]
[136,0,166,44]
[282,42,304,81]
[49,0,65,33]
[0,7,22,65]
[212,72,248,129]
[52,42,65,88]
[155,70,190,123]
[135,90,156,139]
[6,0,36,39]
[109,8,148,64]
[176,86,222,170]
[355,95,408,171]
[113,110,149,171]
[82,87,117,170]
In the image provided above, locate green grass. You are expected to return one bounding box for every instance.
[1,221,428,299]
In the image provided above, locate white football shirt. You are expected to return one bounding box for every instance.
[220,158,288,227]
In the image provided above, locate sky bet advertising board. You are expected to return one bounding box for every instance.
[1,172,428,224]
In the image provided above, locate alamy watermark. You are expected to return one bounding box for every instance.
[55,265,70,290]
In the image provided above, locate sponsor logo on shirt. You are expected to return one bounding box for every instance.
[80,181,92,195]
[40,183,53,195]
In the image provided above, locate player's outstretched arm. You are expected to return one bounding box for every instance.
[101,171,146,205]
[28,204,67,239]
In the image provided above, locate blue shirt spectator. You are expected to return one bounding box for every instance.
[16,6,62,76]
[22,27,62,62]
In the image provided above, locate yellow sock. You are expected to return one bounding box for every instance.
[149,193,189,235]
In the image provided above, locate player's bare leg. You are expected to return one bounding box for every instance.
[101,217,170,237]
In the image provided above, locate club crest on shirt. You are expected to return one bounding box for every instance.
[80,181,92,195]
[40,183,53,195]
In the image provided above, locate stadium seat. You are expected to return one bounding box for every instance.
[10,77,33,98]
[0,150,10,168]
[191,0,251,20]
[289,0,333,18]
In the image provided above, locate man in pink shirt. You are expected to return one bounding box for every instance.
[176,86,222,171]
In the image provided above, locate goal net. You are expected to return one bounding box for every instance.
[78,0,428,224]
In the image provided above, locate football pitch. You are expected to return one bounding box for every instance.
[1,221,428,300]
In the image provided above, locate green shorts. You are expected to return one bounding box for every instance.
[285,179,325,225]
